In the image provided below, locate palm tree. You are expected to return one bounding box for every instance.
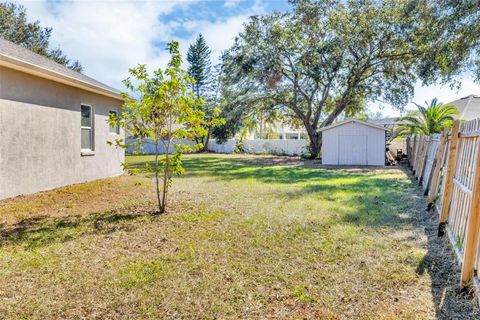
[396,98,459,136]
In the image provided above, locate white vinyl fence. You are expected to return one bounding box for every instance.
[126,138,308,156]
[126,139,197,154]
[208,139,308,156]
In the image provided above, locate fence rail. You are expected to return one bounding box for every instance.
[208,139,308,156]
[406,119,480,291]
[126,138,308,156]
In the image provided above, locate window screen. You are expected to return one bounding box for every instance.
[81,105,93,150]
[109,110,119,134]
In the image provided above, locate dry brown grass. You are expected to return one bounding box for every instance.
[0,154,478,319]
[0,175,153,227]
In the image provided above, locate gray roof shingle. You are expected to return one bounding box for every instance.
[447,94,480,121]
[0,37,122,98]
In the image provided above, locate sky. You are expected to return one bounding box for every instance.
[17,0,480,117]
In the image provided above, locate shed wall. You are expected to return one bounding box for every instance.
[322,122,385,166]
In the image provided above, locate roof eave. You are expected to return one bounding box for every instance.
[0,54,123,101]
[316,119,390,132]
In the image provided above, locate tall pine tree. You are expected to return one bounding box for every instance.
[187,34,211,98]
[186,34,225,152]
[0,2,83,72]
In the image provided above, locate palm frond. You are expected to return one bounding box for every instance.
[402,98,460,135]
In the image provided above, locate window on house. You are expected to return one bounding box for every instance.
[109,110,120,134]
[81,105,94,151]
[286,133,300,140]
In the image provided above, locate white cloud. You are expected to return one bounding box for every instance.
[17,0,200,90]
[16,0,263,91]
[180,0,265,65]
[182,14,255,63]
[19,0,477,116]
[224,0,243,8]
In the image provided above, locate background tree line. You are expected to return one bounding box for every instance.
[189,0,480,158]
[2,0,479,158]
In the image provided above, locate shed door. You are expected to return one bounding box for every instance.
[338,135,367,165]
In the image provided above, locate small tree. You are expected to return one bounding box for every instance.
[111,41,206,214]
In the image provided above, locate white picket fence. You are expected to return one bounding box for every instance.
[126,138,308,156]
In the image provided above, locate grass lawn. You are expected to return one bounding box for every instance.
[0,154,478,319]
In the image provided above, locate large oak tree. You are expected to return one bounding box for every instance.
[220,0,480,158]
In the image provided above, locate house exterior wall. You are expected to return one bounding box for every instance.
[322,122,386,166]
[0,66,124,200]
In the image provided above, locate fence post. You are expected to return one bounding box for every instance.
[413,137,422,176]
[460,137,480,288]
[408,135,414,167]
[427,129,448,208]
[417,137,427,179]
[415,137,428,181]
[438,121,460,236]
[411,135,417,171]
[418,136,431,185]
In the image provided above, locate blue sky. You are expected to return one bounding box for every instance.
[18,0,480,117]
[150,0,290,54]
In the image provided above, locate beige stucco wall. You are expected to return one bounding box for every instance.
[0,66,124,200]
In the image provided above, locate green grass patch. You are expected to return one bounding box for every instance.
[113,260,170,289]
[0,154,468,319]
[180,208,226,223]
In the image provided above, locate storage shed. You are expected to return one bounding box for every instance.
[317,119,389,166]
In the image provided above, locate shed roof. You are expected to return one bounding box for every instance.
[316,119,390,132]
[0,37,122,100]
[446,94,480,121]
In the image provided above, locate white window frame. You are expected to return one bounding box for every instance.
[81,104,95,154]
[108,109,120,135]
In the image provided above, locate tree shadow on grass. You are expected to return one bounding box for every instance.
[182,155,480,318]
[0,210,150,249]
[130,155,388,185]
[399,167,480,319]
[250,164,413,231]
[286,162,479,319]
[132,155,413,230]
[414,219,480,319]
[286,164,480,318]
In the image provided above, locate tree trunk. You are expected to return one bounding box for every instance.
[154,140,162,214]
[304,123,322,159]
[160,149,169,214]
[202,130,210,152]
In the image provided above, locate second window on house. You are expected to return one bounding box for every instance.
[81,105,94,151]
[109,110,120,134]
